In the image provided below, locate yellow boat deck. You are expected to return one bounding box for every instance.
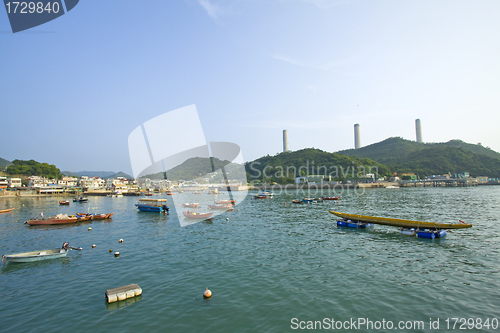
[329,211,472,230]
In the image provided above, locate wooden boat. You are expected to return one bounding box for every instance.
[76,215,93,221]
[76,213,113,220]
[3,248,69,262]
[0,208,14,213]
[136,199,169,213]
[91,213,113,220]
[329,211,473,230]
[208,204,232,210]
[215,200,235,204]
[183,211,213,219]
[291,200,302,204]
[2,243,82,263]
[26,214,79,225]
[183,203,200,208]
[321,196,339,201]
[59,200,70,205]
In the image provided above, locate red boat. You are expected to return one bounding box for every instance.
[76,215,93,221]
[59,201,70,205]
[215,200,235,204]
[26,214,78,225]
[77,213,113,220]
[183,211,213,219]
[322,196,340,201]
[183,203,200,208]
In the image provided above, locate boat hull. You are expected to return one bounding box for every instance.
[3,249,68,263]
[0,208,15,213]
[183,211,213,219]
[26,218,78,225]
[136,205,167,212]
[329,211,472,230]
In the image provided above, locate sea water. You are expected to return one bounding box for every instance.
[0,186,499,332]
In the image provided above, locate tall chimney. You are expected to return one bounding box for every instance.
[354,124,360,149]
[283,130,289,152]
[415,119,423,143]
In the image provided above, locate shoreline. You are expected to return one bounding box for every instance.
[1,182,498,199]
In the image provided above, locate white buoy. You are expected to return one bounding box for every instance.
[203,287,212,298]
[119,239,123,243]
[114,252,120,257]
[92,244,96,248]
[88,227,92,231]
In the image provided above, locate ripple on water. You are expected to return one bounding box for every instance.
[1,188,500,332]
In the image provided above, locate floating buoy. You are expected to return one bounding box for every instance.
[119,239,124,243]
[109,249,113,252]
[284,202,286,205]
[226,218,229,221]
[114,252,120,257]
[203,287,212,298]
[88,227,92,231]
[92,244,96,248]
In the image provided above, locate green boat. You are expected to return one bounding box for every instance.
[2,243,82,263]
[329,211,473,230]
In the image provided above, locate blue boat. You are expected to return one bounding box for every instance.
[337,219,373,228]
[416,229,447,239]
[337,220,347,227]
[135,199,169,213]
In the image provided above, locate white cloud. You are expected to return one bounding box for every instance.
[198,0,220,20]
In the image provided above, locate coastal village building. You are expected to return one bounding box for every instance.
[8,178,22,188]
[0,176,7,189]
[78,176,106,190]
[58,177,78,187]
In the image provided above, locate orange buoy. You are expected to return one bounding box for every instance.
[109,249,113,252]
[203,287,212,298]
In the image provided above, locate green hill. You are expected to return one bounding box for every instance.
[6,159,62,179]
[245,148,391,184]
[0,157,13,171]
[387,146,500,177]
[337,137,500,178]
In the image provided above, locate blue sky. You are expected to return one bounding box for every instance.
[1,0,499,175]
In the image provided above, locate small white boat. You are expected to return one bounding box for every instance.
[386,185,400,189]
[400,228,416,236]
[2,243,82,263]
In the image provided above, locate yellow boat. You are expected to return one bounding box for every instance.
[329,211,472,230]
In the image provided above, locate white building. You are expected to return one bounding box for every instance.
[8,178,22,188]
[79,176,106,190]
